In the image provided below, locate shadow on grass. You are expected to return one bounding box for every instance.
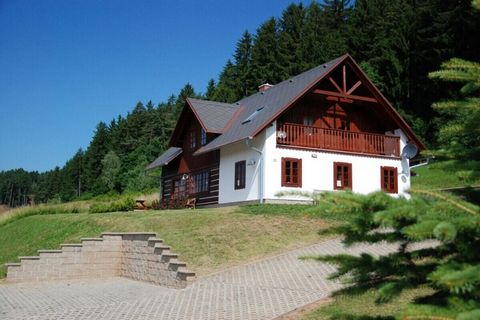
[447,187,480,205]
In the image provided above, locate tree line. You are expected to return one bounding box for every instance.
[1,0,478,205]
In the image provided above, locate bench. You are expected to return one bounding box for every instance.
[185,198,196,209]
[135,200,150,211]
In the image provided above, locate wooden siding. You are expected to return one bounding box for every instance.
[277,122,400,157]
[161,165,219,208]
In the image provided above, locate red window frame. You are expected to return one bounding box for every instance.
[381,166,398,193]
[334,162,352,190]
[281,158,302,188]
[234,161,246,190]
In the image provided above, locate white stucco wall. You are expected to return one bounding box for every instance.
[263,121,411,201]
[218,130,265,204]
[218,121,411,205]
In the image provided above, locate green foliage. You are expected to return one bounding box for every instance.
[308,191,480,319]
[89,197,135,213]
[429,58,480,159]
[101,150,121,191]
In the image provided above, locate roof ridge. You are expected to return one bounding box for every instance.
[236,55,344,105]
[187,97,238,108]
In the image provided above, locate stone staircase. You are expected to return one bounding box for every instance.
[5,232,195,288]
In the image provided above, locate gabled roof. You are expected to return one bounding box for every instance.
[194,54,425,154]
[187,98,239,134]
[194,55,346,154]
[146,147,182,170]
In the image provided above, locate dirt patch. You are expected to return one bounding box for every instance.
[274,297,333,319]
[0,205,10,216]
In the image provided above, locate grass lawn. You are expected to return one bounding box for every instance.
[0,206,331,278]
[302,287,434,320]
[412,159,480,189]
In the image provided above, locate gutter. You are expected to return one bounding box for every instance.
[246,136,264,204]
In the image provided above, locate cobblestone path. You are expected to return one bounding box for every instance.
[0,238,399,320]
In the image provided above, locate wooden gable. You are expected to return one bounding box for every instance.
[275,55,425,150]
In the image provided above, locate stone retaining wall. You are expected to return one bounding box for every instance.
[5,232,195,288]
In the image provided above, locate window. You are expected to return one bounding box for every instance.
[334,162,352,190]
[303,116,314,126]
[191,171,209,194]
[172,179,187,198]
[340,119,350,131]
[189,128,197,149]
[234,161,246,189]
[381,166,398,193]
[200,128,207,146]
[281,158,302,187]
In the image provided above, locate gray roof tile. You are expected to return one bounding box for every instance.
[194,55,345,154]
[146,147,182,170]
[187,98,239,133]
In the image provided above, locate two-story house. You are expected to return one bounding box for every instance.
[147,54,425,207]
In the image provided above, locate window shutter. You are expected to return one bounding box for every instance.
[298,159,302,188]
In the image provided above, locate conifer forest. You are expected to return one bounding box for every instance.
[1,0,479,205]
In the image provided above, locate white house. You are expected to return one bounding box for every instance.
[147,54,425,207]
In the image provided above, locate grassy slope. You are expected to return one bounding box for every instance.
[412,159,480,189]
[0,206,330,278]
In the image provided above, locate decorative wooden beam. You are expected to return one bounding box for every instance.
[326,96,353,103]
[313,89,379,103]
[347,81,362,95]
[328,77,343,93]
[342,65,347,93]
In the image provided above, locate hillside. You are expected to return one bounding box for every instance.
[1,0,479,207]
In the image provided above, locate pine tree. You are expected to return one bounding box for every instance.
[310,191,480,319]
[213,60,237,103]
[251,18,281,86]
[428,58,480,159]
[83,122,110,195]
[301,1,349,70]
[205,79,216,100]
[277,3,306,78]
[234,30,254,97]
[175,83,196,117]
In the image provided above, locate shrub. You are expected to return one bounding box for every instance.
[89,197,135,213]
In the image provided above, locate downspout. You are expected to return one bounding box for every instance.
[246,136,264,204]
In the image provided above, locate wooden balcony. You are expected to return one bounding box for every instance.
[277,123,400,157]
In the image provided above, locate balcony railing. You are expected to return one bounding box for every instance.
[277,123,400,157]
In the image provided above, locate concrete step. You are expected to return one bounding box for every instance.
[147,238,164,247]
[5,263,21,267]
[38,250,62,254]
[153,244,171,254]
[19,256,40,261]
[38,250,63,257]
[177,269,196,281]
[168,260,187,271]
[160,252,178,262]
[61,243,83,247]
[81,238,103,242]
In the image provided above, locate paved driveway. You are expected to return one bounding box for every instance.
[0,238,399,320]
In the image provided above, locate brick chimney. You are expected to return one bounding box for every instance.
[258,83,274,92]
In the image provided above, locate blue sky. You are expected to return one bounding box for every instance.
[0,0,302,172]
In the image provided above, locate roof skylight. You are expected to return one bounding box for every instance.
[242,106,264,124]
